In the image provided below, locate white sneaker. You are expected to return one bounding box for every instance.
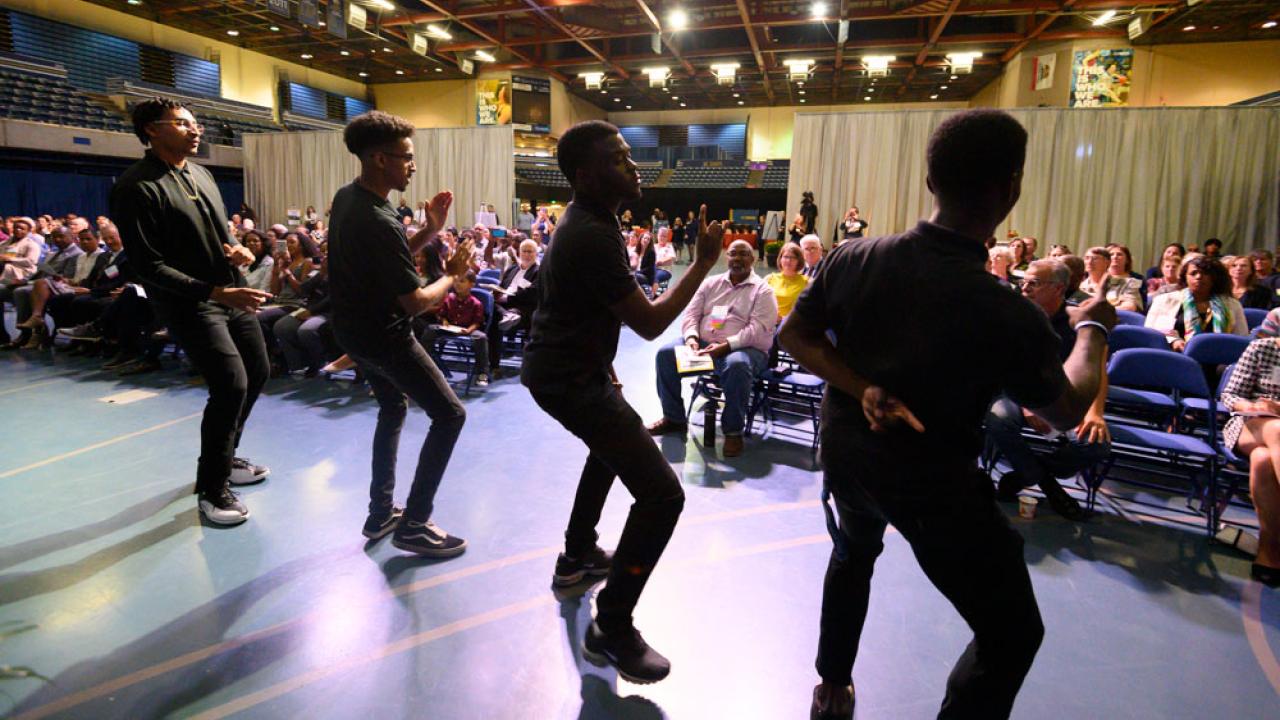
[199,489,249,526]
[229,456,270,486]
[475,374,489,387]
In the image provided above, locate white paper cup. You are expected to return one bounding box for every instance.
[1018,496,1038,519]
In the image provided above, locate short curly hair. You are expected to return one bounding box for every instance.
[557,120,619,188]
[927,110,1027,201]
[1179,254,1231,296]
[131,97,189,146]
[343,110,415,157]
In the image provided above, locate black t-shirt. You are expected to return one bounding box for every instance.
[327,182,423,351]
[522,199,638,392]
[1049,305,1076,362]
[792,220,1068,466]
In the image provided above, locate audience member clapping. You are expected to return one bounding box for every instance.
[239,230,274,292]
[1145,254,1247,350]
[273,249,333,377]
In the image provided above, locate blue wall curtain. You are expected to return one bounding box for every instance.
[0,162,244,221]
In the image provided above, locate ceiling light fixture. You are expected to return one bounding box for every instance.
[301,53,313,59]
[799,99,806,103]
[643,66,670,88]
[1182,24,1195,31]
[668,9,688,31]
[1092,10,1117,26]
[950,75,957,80]
[127,0,142,5]
[798,90,805,95]
[581,71,605,90]
[738,100,744,105]
[426,24,452,40]
[369,0,396,10]
[270,25,280,32]
[474,49,497,62]
[945,51,981,74]
[863,96,870,101]
[784,58,813,81]
[340,50,350,56]
[382,47,393,53]
[930,94,938,99]
[613,97,621,102]
[712,62,739,86]
[1263,21,1277,29]
[940,85,948,90]
[626,105,632,109]
[680,102,686,107]
[862,55,894,78]
[670,96,679,101]
[358,71,369,77]
[435,67,443,72]
[732,92,740,97]
[811,2,828,20]
[395,69,404,75]
[226,30,239,37]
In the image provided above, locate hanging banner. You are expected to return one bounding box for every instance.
[1032,52,1056,91]
[1070,48,1132,107]
[476,79,512,125]
[327,0,348,39]
[267,0,290,17]
[299,0,320,28]
[511,75,551,134]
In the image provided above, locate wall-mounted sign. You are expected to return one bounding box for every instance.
[327,0,347,39]
[512,75,551,134]
[1032,53,1056,91]
[1071,48,1132,107]
[299,0,320,28]
[268,0,290,18]
[477,79,511,125]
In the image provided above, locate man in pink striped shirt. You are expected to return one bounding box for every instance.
[649,239,778,457]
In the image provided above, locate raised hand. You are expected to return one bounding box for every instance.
[693,204,723,267]
[446,237,474,277]
[426,190,453,235]
[1067,276,1118,331]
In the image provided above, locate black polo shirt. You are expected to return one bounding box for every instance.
[109,150,240,307]
[1049,305,1076,362]
[327,181,423,351]
[792,220,1067,466]
[522,198,638,392]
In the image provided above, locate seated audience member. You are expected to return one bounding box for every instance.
[239,230,274,292]
[1060,255,1088,303]
[988,246,1017,289]
[49,224,128,333]
[258,231,319,364]
[1255,307,1280,339]
[654,226,676,276]
[985,259,1108,521]
[422,271,491,387]
[274,251,333,376]
[484,239,540,377]
[1252,249,1279,293]
[799,234,824,279]
[1203,238,1223,259]
[0,217,42,345]
[5,226,85,349]
[648,240,778,458]
[1228,255,1273,309]
[1147,254,1183,298]
[14,226,104,347]
[1022,236,1039,261]
[1008,237,1029,278]
[633,227,665,297]
[1219,336,1280,587]
[1144,243,1185,281]
[1145,254,1247,350]
[1107,244,1146,294]
[1048,243,1072,259]
[1079,246,1143,311]
[765,242,809,320]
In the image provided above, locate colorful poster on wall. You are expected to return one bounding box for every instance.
[1071,49,1132,107]
[1032,53,1056,91]
[476,79,512,126]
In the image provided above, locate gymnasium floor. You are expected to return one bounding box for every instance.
[2,273,1279,719]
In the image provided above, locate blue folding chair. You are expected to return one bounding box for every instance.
[1105,327,1177,426]
[1115,309,1147,326]
[1108,325,1170,352]
[1094,348,1222,534]
[477,268,502,285]
[747,369,825,452]
[1244,307,1269,331]
[431,287,494,396]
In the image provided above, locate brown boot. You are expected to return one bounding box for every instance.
[810,682,855,720]
[646,418,688,436]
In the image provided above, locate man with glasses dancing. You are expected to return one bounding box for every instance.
[111,98,272,526]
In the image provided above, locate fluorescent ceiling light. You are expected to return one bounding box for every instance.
[368,0,396,10]
[1182,24,1195,31]
[475,50,497,62]
[1092,10,1117,26]
[862,55,894,70]
[644,66,670,87]
[270,25,280,32]
[340,50,350,56]
[358,71,369,77]
[811,2,828,19]
[226,30,239,37]
[711,62,738,85]
[668,9,688,31]
[580,71,604,90]
[300,53,313,59]
[395,69,404,75]
[1263,21,1277,29]
[127,0,142,5]
[426,24,452,40]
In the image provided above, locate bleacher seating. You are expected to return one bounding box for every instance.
[666,163,751,189]
[0,63,131,133]
[761,164,789,189]
[637,164,662,186]
[516,166,570,187]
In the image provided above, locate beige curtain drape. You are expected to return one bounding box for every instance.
[243,126,514,231]
[787,107,1280,267]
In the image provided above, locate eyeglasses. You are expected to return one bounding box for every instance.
[151,119,204,132]
[379,151,415,163]
[1021,280,1058,290]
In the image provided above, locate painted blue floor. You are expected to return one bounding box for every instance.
[2,278,1280,719]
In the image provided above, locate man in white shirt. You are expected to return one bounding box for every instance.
[486,239,541,377]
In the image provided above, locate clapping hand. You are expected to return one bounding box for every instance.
[425,190,453,237]
[446,238,474,278]
[223,243,254,267]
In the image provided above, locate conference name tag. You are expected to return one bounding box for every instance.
[709,304,731,331]
[104,265,120,279]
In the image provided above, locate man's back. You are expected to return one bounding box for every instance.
[797,221,1065,464]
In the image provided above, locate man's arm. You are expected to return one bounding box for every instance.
[611,205,723,341]
[1026,287,1117,431]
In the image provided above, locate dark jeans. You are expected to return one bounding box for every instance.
[344,333,466,524]
[984,395,1111,488]
[530,382,685,632]
[160,301,271,496]
[815,435,1043,720]
[100,286,155,356]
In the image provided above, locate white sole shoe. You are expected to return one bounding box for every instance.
[199,499,249,525]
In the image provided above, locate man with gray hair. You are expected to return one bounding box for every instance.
[799,234,824,278]
[984,257,1110,521]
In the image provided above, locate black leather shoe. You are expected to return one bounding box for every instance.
[810,682,854,720]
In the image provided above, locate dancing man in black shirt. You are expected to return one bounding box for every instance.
[522,121,723,684]
[781,110,1116,719]
[327,111,473,557]
[111,98,272,526]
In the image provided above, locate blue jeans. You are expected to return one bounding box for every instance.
[655,338,766,436]
[984,395,1111,487]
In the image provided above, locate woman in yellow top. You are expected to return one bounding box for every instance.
[765,242,809,319]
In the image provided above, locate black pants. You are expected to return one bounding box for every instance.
[101,287,155,356]
[815,436,1043,720]
[531,382,685,632]
[344,333,466,524]
[160,301,271,496]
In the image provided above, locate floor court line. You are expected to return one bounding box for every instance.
[10,501,822,719]
[188,533,835,720]
[0,412,201,480]
[0,377,75,398]
[1241,580,1280,697]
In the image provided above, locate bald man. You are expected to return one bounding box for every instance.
[486,238,541,375]
[650,239,778,457]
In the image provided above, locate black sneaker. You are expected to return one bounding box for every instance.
[57,322,102,341]
[101,352,137,371]
[391,519,467,558]
[362,507,404,540]
[553,545,613,586]
[582,621,671,684]
[996,470,1024,501]
[230,456,270,486]
[198,488,249,526]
